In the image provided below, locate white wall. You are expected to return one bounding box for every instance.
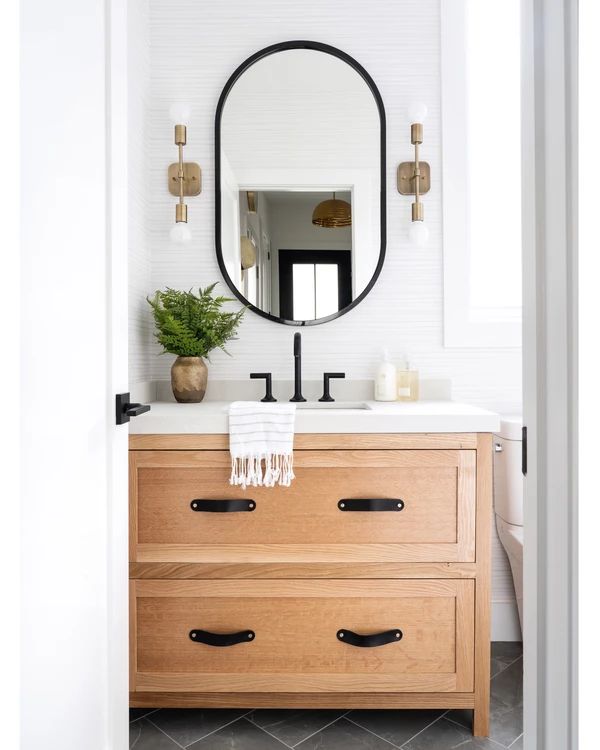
[130,0,522,637]
[268,196,352,254]
[138,0,521,414]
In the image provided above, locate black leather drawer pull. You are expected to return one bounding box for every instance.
[337,629,403,647]
[190,499,256,512]
[189,629,255,647]
[338,498,404,512]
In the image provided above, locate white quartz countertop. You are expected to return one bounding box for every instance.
[129,400,500,435]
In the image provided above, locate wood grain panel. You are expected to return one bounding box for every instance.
[131,449,476,563]
[473,433,492,735]
[129,433,479,451]
[130,561,477,579]
[129,452,139,561]
[458,450,477,560]
[132,448,468,468]
[134,579,465,597]
[138,466,456,545]
[135,673,459,693]
[132,579,474,694]
[136,543,464,564]
[128,431,491,727]
[129,580,137,692]
[130,690,477,709]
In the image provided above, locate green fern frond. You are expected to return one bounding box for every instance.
[147,284,246,359]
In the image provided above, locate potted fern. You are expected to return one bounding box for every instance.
[147,284,245,403]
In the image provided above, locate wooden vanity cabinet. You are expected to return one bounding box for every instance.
[129,433,492,736]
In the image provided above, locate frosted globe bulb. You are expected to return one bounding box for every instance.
[169,102,191,124]
[408,221,429,246]
[407,101,428,123]
[170,222,192,244]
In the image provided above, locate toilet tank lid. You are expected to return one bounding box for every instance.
[494,415,523,441]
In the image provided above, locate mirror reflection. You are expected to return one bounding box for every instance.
[238,189,353,320]
[217,45,384,324]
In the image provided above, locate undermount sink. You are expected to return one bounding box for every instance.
[295,401,371,411]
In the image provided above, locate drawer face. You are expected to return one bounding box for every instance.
[131,579,474,693]
[131,450,476,563]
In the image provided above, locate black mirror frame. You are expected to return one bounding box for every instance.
[215,40,386,327]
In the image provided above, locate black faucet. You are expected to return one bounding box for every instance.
[290,332,306,402]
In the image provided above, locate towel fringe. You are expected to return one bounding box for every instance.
[230,453,295,490]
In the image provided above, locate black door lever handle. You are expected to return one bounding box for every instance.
[126,403,151,417]
[115,393,151,425]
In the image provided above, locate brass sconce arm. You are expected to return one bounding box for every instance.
[397,104,430,245]
[168,125,201,203]
[167,107,201,242]
[410,124,424,221]
[397,124,431,203]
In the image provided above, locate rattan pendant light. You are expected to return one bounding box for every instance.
[240,236,257,269]
[311,192,352,228]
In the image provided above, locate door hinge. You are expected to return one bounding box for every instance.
[522,425,527,476]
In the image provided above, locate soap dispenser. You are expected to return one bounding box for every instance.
[396,355,419,401]
[374,349,397,401]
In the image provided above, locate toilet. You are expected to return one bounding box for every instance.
[493,416,524,633]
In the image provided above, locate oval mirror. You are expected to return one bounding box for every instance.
[216,41,386,325]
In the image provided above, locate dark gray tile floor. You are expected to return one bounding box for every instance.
[130,642,523,749]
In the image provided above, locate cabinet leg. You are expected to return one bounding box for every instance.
[473,705,490,737]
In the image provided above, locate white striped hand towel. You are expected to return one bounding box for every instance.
[228,401,296,489]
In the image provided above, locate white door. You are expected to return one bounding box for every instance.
[521,0,577,748]
[21,1,130,749]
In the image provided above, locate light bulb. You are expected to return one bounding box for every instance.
[169,102,191,125]
[408,221,429,246]
[407,101,428,123]
[170,222,192,243]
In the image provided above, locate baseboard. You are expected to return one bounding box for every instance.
[492,600,522,641]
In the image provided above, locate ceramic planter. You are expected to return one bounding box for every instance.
[171,356,208,403]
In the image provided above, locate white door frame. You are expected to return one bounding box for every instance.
[21,0,130,747]
[106,0,130,748]
[522,0,578,748]
[101,1,580,747]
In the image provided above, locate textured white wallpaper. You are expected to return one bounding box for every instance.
[135,0,522,416]
[128,0,153,384]
[128,0,521,636]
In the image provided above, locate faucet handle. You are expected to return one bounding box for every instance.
[250,373,277,402]
[319,372,346,403]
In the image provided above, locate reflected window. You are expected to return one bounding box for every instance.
[291,263,339,320]
[279,250,351,321]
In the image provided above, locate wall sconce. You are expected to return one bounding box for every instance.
[397,102,430,246]
[240,235,257,270]
[168,102,201,243]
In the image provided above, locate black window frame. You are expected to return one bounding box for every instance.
[278,249,352,321]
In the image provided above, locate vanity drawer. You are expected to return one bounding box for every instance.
[130,449,476,563]
[130,578,474,693]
